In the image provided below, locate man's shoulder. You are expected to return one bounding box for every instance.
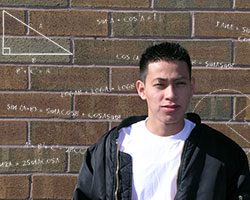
[198,123,243,151]
[190,122,247,168]
[186,113,247,162]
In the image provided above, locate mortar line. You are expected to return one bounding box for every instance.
[108,12,113,37]
[29,174,33,199]
[27,121,31,145]
[1,7,249,12]
[28,66,31,90]
[232,0,236,9]
[191,11,195,38]
[25,10,29,35]
[233,96,237,121]
[150,0,154,9]
[66,150,70,172]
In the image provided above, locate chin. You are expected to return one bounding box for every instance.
[159,116,180,125]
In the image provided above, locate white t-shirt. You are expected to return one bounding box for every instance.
[117,118,195,200]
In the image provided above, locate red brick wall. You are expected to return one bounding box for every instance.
[0,0,250,198]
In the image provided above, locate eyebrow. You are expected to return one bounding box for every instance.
[153,76,189,82]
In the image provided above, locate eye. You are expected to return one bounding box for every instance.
[154,83,165,87]
[176,82,186,86]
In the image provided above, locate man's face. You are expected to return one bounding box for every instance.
[137,60,195,126]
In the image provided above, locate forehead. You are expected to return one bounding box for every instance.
[147,60,189,78]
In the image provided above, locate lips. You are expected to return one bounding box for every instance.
[161,104,180,112]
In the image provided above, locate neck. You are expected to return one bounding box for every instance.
[146,117,185,137]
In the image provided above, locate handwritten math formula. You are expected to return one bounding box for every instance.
[191,60,234,69]
[24,142,85,155]
[216,21,250,38]
[60,82,136,97]
[97,13,158,25]
[6,103,121,120]
[0,157,59,168]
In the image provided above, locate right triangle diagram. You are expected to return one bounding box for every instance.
[2,10,73,56]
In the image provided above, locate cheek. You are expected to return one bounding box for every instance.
[145,91,162,107]
[177,88,192,100]
[148,91,164,101]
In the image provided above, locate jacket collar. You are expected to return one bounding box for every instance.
[111,112,202,140]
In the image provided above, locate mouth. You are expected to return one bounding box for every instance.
[161,104,181,112]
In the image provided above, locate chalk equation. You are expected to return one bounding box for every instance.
[97,13,158,25]
[24,142,85,155]
[0,157,59,168]
[61,82,136,97]
[191,60,234,68]
[116,54,140,61]
[15,67,52,75]
[6,104,121,120]
[216,20,250,41]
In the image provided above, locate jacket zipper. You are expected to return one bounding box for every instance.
[115,141,120,200]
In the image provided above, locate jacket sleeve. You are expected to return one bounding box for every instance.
[72,145,95,200]
[229,151,250,200]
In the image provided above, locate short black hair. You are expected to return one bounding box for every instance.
[139,42,192,83]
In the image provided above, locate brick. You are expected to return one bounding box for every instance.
[0,175,29,199]
[188,96,232,120]
[0,121,26,145]
[0,93,71,118]
[75,94,147,120]
[31,121,108,145]
[0,10,25,35]
[74,39,152,65]
[71,0,149,8]
[31,66,108,91]
[0,148,66,172]
[194,12,250,38]
[235,97,250,121]
[112,12,190,37]
[234,41,250,65]
[111,67,138,93]
[111,121,120,129]
[30,11,108,36]
[0,38,71,64]
[32,175,77,199]
[193,69,250,94]
[70,149,87,172]
[235,0,250,8]
[0,66,27,89]
[207,123,250,148]
[154,0,231,8]
[0,0,68,7]
[172,40,232,65]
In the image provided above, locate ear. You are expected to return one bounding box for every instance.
[136,80,147,100]
[191,77,195,95]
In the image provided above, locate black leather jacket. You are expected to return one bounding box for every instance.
[73,113,250,200]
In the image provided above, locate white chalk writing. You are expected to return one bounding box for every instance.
[60,82,136,97]
[216,20,250,38]
[6,103,121,120]
[0,157,59,168]
[97,13,158,25]
[191,60,234,69]
[24,142,85,155]
[116,54,139,61]
[87,113,121,120]
[15,67,51,75]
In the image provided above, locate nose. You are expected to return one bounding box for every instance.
[164,85,177,101]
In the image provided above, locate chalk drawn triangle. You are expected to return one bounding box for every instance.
[192,88,250,146]
[2,10,73,56]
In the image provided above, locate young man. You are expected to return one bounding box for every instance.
[73,42,250,200]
